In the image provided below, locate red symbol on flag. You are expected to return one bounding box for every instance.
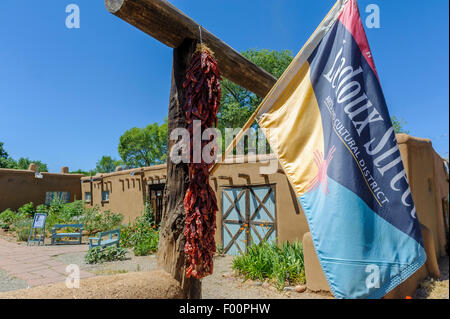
[306,145,336,195]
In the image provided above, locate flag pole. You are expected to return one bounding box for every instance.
[210,0,345,175]
[209,108,261,175]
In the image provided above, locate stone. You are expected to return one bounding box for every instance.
[294,285,307,293]
[222,272,234,278]
[262,282,271,289]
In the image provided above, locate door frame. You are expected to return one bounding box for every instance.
[220,184,277,255]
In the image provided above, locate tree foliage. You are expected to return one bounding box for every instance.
[118,119,168,168]
[96,156,123,173]
[0,142,48,171]
[391,116,409,134]
[218,49,294,131]
[15,157,48,172]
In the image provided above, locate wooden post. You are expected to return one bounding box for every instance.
[105,0,276,98]
[157,38,201,299]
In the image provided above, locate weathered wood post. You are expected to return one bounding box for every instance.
[104,0,279,300]
[157,38,201,299]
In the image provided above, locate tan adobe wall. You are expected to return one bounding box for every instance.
[212,155,308,246]
[397,134,448,258]
[0,168,83,212]
[81,165,167,223]
[81,156,308,246]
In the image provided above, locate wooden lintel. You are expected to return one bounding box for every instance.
[105,0,277,98]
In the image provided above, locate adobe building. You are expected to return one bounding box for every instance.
[78,135,448,261]
[78,134,448,298]
[0,165,83,212]
[1,134,448,298]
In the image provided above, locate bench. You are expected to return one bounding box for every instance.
[51,224,83,245]
[89,229,121,250]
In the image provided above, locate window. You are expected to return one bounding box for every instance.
[102,191,110,202]
[45,192,70,205]
[84,192,92,203]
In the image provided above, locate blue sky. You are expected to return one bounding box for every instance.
[0,0,448,172]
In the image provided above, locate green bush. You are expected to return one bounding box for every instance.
[18,202,34,218]
[133,232,159,256]
[1,201,124,241]
[232,240,305,290]
[85,246,127,264]
[0,209,17,225]
[13,219,33,242]
[120,216,158,249]
[81,208,123,235]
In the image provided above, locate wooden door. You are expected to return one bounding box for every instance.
[222,185,276,255]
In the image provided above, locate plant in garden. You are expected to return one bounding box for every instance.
[142,200,156,227]
[80,208,123,235]
[120,214,159,253]
[133,231,159,256]
[1,201,124,240]
[18,202,34,218]
[84,246,127,264]
[13,219,33,242]
[0,209,17,225]
[232,240,305,290]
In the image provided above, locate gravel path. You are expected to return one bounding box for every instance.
[54,251,331,299]
[0,269,28,292]
[54,250,158,275]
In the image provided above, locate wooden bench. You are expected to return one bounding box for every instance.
[89,229,121,250]
[51,224,83,245]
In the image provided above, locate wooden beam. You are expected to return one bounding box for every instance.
[105,0,277,98]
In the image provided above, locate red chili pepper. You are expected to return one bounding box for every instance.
[182,44,221,279]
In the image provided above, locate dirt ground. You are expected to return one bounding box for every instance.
[414,255,449,299]
[54,251,331,299]
[0,230,447,299]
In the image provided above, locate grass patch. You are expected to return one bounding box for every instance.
[232,240,305,290]
[94,269,129,276]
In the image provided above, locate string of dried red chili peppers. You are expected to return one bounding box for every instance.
[183,44,222,279]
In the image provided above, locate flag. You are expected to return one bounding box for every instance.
[256,0,426,299]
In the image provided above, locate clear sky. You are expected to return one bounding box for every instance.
[0,0,448,173]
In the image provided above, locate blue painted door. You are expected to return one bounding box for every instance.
[222,186,276,255]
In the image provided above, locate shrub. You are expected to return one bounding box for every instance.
[85,246,127,264]
[81,208,123,235]
[0,209,16,225]
[1,201,124,241]
[142,199,156,227]
[13,219,33,242]
[18,202,35,218]
[232,240,305,290]
[120,216,158,249]
[133,231,159,256]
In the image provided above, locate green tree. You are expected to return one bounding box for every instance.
[0,142,8,159]
[15,157,48,172]
[96,156,123,173]
[70,169,98,176]
[218,49,294,130]
[1,142,49,171]
[391,116,409,134]
[0,142,16,169]
[118,118,168,168]
[217,49,293,154]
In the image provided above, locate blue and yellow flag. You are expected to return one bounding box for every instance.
[256,0,426,299]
